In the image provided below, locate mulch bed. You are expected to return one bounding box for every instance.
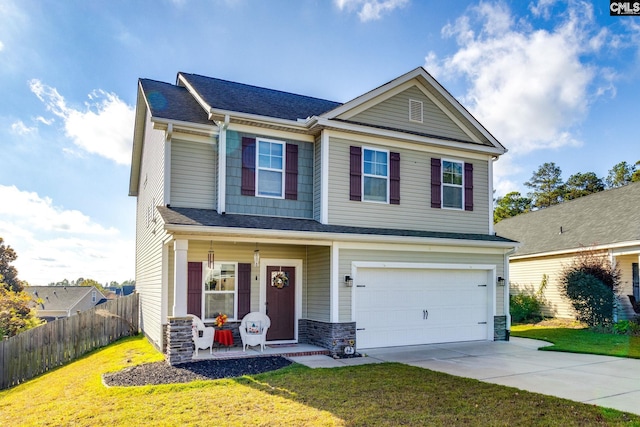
[103,356,292,387]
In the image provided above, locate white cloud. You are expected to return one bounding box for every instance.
[29,80,135,165]
[334,0,409,22]
[0,40,4,51]
[10,120,36,135]
[0,185,132,285]
[425,1,611,156]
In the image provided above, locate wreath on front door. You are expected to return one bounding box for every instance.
[271,270,289,289]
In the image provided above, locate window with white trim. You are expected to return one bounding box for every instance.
[442,160,463,209]
[203,262,237,321]
[256,138,284,198]
[363,148,388,202]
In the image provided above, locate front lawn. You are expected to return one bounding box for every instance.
[1,335,639,426]
[511,324,640,359]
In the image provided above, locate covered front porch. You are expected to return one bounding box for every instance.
[163,235,354,364]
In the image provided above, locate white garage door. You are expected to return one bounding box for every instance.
[355,267,489,349]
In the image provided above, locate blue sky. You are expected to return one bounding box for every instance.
[0,0,638,285]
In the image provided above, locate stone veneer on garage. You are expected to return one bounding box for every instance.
[494,315,509,341]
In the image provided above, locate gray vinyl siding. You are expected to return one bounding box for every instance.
[339,247,505,322]
[170,139,217,209]
[509,254,575,318]
[350,86,472,142]
[328,136,491,234]
[313,136,322,222]
[225,130,314,218]
[134,109,169,350]
[305,246,330,321]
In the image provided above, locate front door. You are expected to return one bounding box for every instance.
[266,266,295,341]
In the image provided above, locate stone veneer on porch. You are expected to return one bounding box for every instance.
[298,319,356,356]
[166,317,194,365]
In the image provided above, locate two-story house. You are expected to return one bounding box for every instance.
[129,67,517,363]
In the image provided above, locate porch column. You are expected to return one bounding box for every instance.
[173,239,188,317]
[330,243,339,323]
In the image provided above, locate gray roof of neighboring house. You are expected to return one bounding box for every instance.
[157,206,516,244]
[177,72,343,121]
[139,78,211,125]
[494,182,640,257]
[24,286,104,312]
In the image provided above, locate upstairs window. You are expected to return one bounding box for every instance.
[363,148,389,202]
[431,158,473,211]
[350,146,400,204]
[257,139,284,198]
[442,160,463,209]
[241,137,298,200]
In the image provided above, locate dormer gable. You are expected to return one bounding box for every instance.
[321,67,505,152]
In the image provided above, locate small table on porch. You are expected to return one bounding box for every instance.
[214,329,234,350]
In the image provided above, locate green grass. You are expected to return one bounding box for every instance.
[511,324,640,358]
[1,335,639,426]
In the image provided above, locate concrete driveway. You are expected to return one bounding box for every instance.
[290,338,640,416]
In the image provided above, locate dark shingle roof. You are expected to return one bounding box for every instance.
[494,182,640,256]
[24,286,102,311]
[178,73,343,121]
[139,78,210,125]
[157,206,515,244]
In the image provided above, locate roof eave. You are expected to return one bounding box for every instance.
[310,117,506,156]
[128,81,148,197]
[209,108,310,130]
[510,240,640,260]
[163,223,518,249]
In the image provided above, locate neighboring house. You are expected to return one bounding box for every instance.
[104,285,136,298]
[24,286,107,321]
[495,182,640,320]
[129,66,516,362]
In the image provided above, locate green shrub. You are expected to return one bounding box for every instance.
[613,318,640,336]
[560,250,621,329]
[510,293,543,323]
[562,270,615,328]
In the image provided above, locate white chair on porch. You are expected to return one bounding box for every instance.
[187,314,214,355]
[239,312,271,352]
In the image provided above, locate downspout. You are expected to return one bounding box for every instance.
[504,247,517,338]
[216,115,230,214]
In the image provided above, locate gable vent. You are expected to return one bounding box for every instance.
[409,99,423,123]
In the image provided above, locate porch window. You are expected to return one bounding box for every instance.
[203,262,237,321]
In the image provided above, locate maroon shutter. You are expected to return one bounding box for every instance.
[390,152,400,205]
[349,146,362,201]
[464,162,474,211]
[241,137,256,196]
[237,263,251,319]
[187,262,202,317]
[431,158,442,209]
[285,143,298,200]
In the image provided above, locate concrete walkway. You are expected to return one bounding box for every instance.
[289,338,640,416]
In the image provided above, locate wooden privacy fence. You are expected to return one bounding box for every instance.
[0,293,139,390]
